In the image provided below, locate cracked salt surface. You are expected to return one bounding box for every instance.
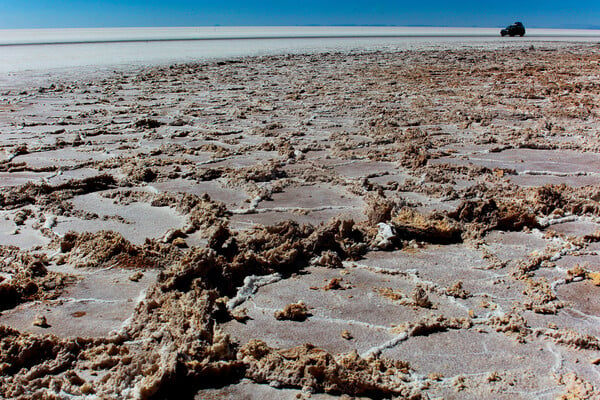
[2,43,600,398]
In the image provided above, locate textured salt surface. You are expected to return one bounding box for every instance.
[1,43,600,399]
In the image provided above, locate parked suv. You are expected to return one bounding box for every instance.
[501,22,526,37]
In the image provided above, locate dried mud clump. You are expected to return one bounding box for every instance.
[542,329,600,351]
[124,165,158,183]
[239,339,422,399]
[448,199,538,237]
[557,373,600,400]
[445,281,470,299]
[365,195,395,225]
[274,301,310,321]
[311,250,343,268]
[487,313,531,342]
[395,314,471,336]
[0,175,116,210]
[530,185,568,215]
[379,285,438,308]
[400,144,429,169]
[230,161,287,183]
[392,207,462,244]
[49,218,375,398]
[0,326,97,398]
[199,219,368,294]
[135,118,163,129]
[529,184,600,216]
[55,230,180,269]
[511,252,553,279]
[91,284,243,399]
[150,192,228,233]
[522,278,566,314]
[411,285,433,308]
[588,271,600,286]
[0,246,76,311]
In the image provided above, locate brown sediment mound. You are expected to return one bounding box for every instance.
[104,190,229,235]
[588,271,600,286]
[522,278,566,314]
[228,161,287,183]
[400,144,429,169]
[88,284,242,399]
[511,252,553,279]
[487,313,531,342]
[394,314,471,336]
[527,184,600,216]
[0,161,58,173]
[365,195,395,225]
[274,301,310,321]
[7,219,370,398]
[135,118,163,129]
[445,281,471,299]
[311,249,343,268]
[378,287,408,302]
[238,339,422,399]
[0,175,116,210]
[184,198,229,234]
[124,165,158,183]
[411,285,433,309]
[0,246,76,311]
[580,230,600,244]
[150,192,228,232]
[0,325,106,398]
[32,314,50,328]
[378,285,437,308]
[557,373,600,400]
[431,163,509,182]
[13,208,32,226]
[55,230,181,269]
[448,199,538,237]
[392,207,462,244]
[530,184,569,215]
[195,167,223,181]
[323,277,346,290]
[223,219,366,284]
[542,329,600,351]
[566,264,587,281]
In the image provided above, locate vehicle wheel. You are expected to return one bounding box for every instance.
[519,33,524,37]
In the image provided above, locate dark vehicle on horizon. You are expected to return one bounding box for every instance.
[501,22,526,37]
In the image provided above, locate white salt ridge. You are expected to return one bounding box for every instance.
[227,273,282,310]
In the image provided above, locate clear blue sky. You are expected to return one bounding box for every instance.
[1,1,599,29]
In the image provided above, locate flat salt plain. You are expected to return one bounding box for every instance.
[1,27,600,399]
[2,26,600,87]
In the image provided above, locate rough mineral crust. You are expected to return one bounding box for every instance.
[2,43,600,398]
[238,339,422,398]
[274,301,310,321]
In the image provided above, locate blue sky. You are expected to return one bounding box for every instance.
[1,1,599,29]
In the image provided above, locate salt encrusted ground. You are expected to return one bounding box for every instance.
[1,43,600,399]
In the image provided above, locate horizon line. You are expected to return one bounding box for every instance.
[3,24,600,31]
[3,26,600,48]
